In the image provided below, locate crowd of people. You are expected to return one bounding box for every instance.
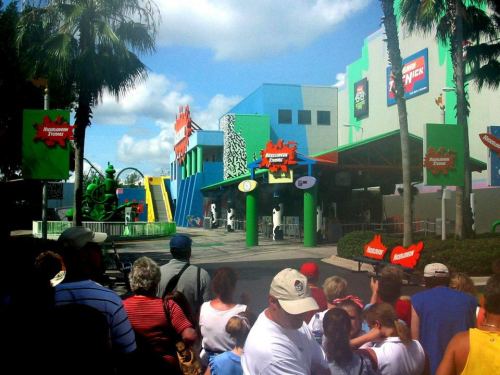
[1,228,499,375]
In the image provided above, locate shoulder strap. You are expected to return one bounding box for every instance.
[162,262,190,299]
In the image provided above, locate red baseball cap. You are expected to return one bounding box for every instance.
[300,262,319,279]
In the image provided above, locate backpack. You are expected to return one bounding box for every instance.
[162,263,200,326]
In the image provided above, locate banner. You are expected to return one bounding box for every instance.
[354,78,369,119]
[387,49,429,106]
[424,123,465,186]
[22,109,71,180]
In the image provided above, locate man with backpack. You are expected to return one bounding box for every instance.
[157,234,211,321]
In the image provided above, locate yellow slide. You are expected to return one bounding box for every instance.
[144,176,173,222]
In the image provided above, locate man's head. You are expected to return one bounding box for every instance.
[484,274,500,314]
[57,226,107,281]
[423,262,450,288]
[268,268,318,329]
[169,234,192,260]
[300,262,320,284]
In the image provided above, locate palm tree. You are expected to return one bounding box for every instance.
[380,0,413,246]
[400,0,497,239]
[17,0,159,225]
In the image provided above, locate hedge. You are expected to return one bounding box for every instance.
[337,231,500,276]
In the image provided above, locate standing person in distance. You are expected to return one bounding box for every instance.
[157,234,211,320]
[242,268,329,375]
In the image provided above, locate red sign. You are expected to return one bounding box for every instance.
[424,147,456,175]
[174,105,194,164]
[363,234,388,260]
[259,139,297,173]
[479,133,500,155]
[390,241,424,269]
[34,115,73,147]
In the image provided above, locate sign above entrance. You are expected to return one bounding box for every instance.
[479,132,500,155]
[481,126,500,186]
[238,179,258,192]
[259,139,297,173]
[174,105,193,164]
[295,176,316,190]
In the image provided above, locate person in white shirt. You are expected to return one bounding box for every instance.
[360,303,428,375]
[242,268,329,375]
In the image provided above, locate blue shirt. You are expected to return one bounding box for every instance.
[411,286,477,375]
[55,279,136,353]
[209,351,242,375]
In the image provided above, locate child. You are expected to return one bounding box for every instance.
[204,311,255,375]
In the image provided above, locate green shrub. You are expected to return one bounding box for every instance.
[337,231,500,276]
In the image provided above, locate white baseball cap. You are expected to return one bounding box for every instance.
[424,263,449,278]
[270,268,319,315]
[57,226,107,251]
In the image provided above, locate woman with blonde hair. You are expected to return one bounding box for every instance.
[360,303,428,375]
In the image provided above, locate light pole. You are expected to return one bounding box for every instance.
[434,87,454,240]
[343,123,364,142]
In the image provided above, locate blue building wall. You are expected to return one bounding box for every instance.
[117,188,147,221]
[228,83,338,156]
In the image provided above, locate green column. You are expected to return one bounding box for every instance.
[181,163,186,179]
[186,152,191,177]
[197,146,203,173]
[191,149,196,175]
[303,185,317,247]
[246,189,258,247]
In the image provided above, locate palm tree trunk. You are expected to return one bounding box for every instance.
[72,99,91,226]
[381,0,413,246]
[450,0,473,239]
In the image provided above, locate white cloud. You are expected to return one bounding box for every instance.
[155,0,371,60]
[333,72,345,88]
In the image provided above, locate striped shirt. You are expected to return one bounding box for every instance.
[54,279,136,353]
[124,295,193,361]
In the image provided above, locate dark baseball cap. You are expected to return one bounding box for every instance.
[169,234,192,250]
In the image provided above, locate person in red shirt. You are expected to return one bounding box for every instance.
[300,262,328,322]
[124,256,198,373]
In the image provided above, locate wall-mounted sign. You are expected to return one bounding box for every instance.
[295,176,317,190]
[354,78,369,119]
[259,139,297,173]
[424,147,456,175]
[481,126,500,186]
[479,132,500,155]
[22,109,71,180]
[238,179,258,192]
[387,48,429,106]
[424,123,465,186]
[174,105,194,164]
[363,234,387,260]
[390,241,424,269]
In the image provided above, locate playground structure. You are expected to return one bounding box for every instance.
[144,176,174,223]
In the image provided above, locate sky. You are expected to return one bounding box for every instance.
[83,0,384,177]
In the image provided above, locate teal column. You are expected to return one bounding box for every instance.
[197,146,203,173]
[303,185,317,247]
[186,152,191,177]
[246,189,259,247]
[191,149,196,175]
[181,163,186,179]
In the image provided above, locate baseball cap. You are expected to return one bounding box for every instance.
[169,234,192,249]
[300,262,319,280]
[270,268,319,315]
[57,226,107,251]
[424,263,450,278]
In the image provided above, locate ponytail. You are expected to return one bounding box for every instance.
[394,319,411,344]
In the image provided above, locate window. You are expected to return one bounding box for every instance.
[317,110,331,125]
[298,110,311,125]
[278,109,292,124]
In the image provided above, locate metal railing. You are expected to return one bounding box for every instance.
[33,220,177,240]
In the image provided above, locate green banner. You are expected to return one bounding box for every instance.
[424,123,464,186]
[22,109,71,180]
